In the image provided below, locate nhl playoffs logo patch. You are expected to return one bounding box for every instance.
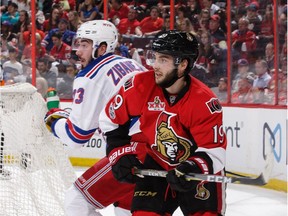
[206,98,222,114]
[148,96,165,111]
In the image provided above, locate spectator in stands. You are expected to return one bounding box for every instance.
[257,4,274,50]
[42,0,53,15]
[232,17,257,62]
[47,31,72,64]
[186,0,201,24]
[232,58,250,92]
[280,32,287,62]
[135,6,164,37]
[108,0,129,22]
[195,8,210,32]
[18,22,45,48]
[179,17,196,34]
[264,68,287,105]
[161,15,172,32]
[197,30,226,86]
[278,9,287,49]
[12,10,29,35]
[12,0,30,11]
[232,75,255,104]
[1,2,19,25]
[208,14,226,44]
[264,42,275,70]
[21,32,46,62]
[197,30,214,68]
[31,2,45,30]
[175,6,186,30]
[42,7,60,33]
[280,57,287,75]
[212,76,228,103]
[190,63,214,87]
[67,10,82,32]
[2,47,25,83]
[79,0,100,22]
[41,18,76,52]
[202,0,220,16]
[57,63,77,99]
[214,8,227,32]
[36,76,49,98]
[117,6,140,35]
[52,2,69,20]
[245,2,261,35]
[253,59,271,92]
[0,21,17,60]
[36,58,57,88]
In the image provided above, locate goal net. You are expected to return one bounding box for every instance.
[0,83,77,216]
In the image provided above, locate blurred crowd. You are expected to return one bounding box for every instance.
[0,0,287,105]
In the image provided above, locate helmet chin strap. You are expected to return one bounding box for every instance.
[158,68,182,88]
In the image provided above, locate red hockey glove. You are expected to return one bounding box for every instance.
[166,158,208,192]
[44,108,69,132]
[108,144,143,184]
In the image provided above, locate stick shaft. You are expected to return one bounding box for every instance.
[135,169,267,185]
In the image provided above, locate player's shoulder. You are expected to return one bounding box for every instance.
[133,70,154,84]
[190,76,217,99]
[122,70,154,93]
[189,76,222,112]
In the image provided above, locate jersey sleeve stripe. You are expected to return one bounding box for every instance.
[65,119,96,142]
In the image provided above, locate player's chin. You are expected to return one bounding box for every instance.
[80,60,88,68]
[154,76,163,85]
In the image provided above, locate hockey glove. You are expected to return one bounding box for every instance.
[44,108,69,132]
[166,160,204,192]
[108,145,143,184]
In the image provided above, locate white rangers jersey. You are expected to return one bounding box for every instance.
[52,53,147,148]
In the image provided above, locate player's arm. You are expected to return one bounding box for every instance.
[99,80,144,183]
[167,97,226,192]
[46,78,103,148]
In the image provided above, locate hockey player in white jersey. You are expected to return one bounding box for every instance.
[44,20,147,216]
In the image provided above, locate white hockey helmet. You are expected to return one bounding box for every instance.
[76,20,118,59]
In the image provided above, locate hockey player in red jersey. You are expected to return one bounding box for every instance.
[44,20,148,216]
[100,30,227,216]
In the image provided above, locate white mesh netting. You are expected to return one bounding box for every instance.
[0,83,77,216]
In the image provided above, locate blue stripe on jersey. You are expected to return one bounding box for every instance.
[76,53,115,78]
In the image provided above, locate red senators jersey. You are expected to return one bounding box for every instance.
[100,71,226,173]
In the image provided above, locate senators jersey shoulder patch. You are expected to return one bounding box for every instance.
[206,98,222,114]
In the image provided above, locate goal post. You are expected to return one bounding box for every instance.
[0,83,77,216]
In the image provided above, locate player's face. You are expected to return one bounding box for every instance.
[153,52,177,87]
[76,39,93,68]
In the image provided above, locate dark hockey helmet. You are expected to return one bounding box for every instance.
[152,30,199,72]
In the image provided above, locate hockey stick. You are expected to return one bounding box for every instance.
[135,168,267,185]
[134,144,274,186]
